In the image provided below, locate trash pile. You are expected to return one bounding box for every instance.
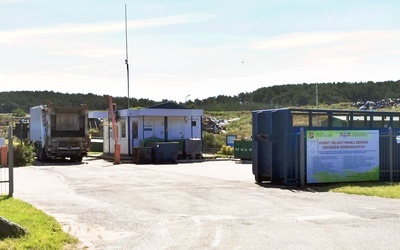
[351,98,400,110]
[202,116,240,134]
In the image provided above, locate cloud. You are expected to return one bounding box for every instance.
[247,29,400,70]
[0,0,27,3]
[51,44,123,58]
[252,32,342,50]
[250,30,400,50]
[0,12,215,44]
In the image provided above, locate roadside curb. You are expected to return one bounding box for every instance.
[86,154,236,164]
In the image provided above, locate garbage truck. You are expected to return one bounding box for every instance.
[29,104,90,162]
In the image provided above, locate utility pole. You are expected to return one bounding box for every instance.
[125,4,130,109]
[125,4,132,156]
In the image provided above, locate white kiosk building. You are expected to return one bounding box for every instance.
[89,102,203,157]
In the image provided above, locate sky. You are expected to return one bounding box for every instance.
[1,0,400,103]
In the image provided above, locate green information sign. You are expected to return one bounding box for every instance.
[306,130,379,183]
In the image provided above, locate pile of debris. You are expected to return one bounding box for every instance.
[202,116,240,134]
[351,98,400,110]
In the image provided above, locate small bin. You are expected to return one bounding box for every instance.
[169,139,184,157]
[184,138,202,159]
[137,147,153,164]
[132,148,139,163]
[90,139,103,152]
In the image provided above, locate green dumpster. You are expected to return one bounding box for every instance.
[234,139,252,160]
[90,139,103,152]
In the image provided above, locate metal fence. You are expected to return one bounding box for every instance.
[0,126,14,197]
[202,147,220,154]
[281,127,400,186]
[252,108,400,186]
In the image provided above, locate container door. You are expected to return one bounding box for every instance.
[168,120,183,140]
[131,119,139,148]
[252,110,273,183]
[143,121,154,138]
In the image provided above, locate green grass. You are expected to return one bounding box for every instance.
[311,182,400,199]
[87,151,103,156]
[205,111,252,139]
[0,196,78,250]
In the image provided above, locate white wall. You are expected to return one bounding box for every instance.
[103,119,129,155]
[118,118,128,155]
[29,106,45,143]
[142,117,163,139]
[168,118,184,139]
[189,117,202,138]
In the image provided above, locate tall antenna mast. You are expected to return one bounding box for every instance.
[125,4,130,109]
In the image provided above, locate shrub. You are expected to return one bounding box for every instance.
[13,141,35,167]
[88,128,102,138]
[11,108,26,117]
[202,132,225,151]
[217,145,233,156]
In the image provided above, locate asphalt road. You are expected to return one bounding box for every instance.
[13,158,400,250]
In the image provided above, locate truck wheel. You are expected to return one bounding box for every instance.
[70,156,83,162]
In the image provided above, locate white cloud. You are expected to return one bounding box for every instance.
[0,13,215,44]
[252,32,343,50]
[0,0,27,3]
[2,2,400,103]
[246,29,400,74]
[251,30,400,51]
[51,44,123,58]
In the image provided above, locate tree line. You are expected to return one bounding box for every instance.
[187,80,400,110]
[0,91,157,115]
[1,80,400,113]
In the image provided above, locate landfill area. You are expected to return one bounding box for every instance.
[13,158,400,249]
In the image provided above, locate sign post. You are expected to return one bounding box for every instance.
[8,125,13,197]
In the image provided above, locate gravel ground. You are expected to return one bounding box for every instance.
[12,158,400,249]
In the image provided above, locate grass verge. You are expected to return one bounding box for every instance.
[87,151,103,157]
[311,182,400,199]
[0,196,78,249]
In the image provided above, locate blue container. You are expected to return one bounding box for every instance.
[252,109,292,184]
